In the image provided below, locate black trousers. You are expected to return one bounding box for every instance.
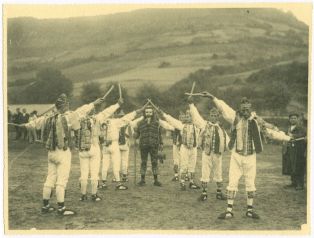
[140,146,158,177]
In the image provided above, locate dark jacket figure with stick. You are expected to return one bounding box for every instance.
[282,113,307,190]
[133,104,164,186]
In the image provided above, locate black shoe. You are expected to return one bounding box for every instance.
[283,184,296,189]
[57,207,76,216]
[246,210,260,219]
[180,183,186,191]
[216,192,227,200]
[116,184,128,190]
[218,211,234,219]
[101,182,108,189]
[198,193,208,201]
[172,176,179,182]
[154,180,162,186]
[137,180,146,186]
[79,194,88,202]
[122,175,129,182]
[91,194,102,202]
[189,182,200,189]
[41,205,55,214]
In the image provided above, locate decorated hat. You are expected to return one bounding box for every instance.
[55,93,68,110]
[240,97,252,110]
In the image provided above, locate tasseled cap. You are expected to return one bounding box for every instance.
[209,107,220,116]
[240,97,252,110]
[55,93,68,110]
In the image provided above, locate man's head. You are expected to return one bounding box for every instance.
[16,108,20,113]
[144,105,154,118]
[180,110,192,124]
[289,113,299,125]
[55,93,69,113]
[208,107,220,123]
[114,108,125,118]
[239,97,251,119]
[22,108,27,113]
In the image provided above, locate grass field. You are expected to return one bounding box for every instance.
[7,137,307,231]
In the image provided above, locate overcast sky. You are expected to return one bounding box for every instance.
[4,2,312,25]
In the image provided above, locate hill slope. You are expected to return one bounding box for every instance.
[7,8,309,113]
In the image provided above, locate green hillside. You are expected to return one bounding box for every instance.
[7,8,309,114]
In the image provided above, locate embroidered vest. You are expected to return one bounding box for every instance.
[138,119,160,148]
[202,123,226,155]
[228,118,263,155]
[77,117,93,151]
[181,124,196,149]
[44,114,71,151]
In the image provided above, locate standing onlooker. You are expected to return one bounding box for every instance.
[13,108,23,140]
[8,108,12,123]
[28,111,38,143]
[21,108,30,140]
[282,113,307,190]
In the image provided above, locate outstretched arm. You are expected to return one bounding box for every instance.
[163,113,184,131]
[265,128,291,142]
[117,111,138,128]
[189,103,206,129]
[159,119,175,131]
[212,97,236,124]
[95,103,120,122]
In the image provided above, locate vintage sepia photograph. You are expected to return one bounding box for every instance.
[3,2,311,234]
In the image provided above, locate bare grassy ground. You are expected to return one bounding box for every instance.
[7,139,307,231]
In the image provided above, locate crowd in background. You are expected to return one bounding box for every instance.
[8,108,41,143]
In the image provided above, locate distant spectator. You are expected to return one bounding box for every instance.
[13,108,23,140]
[282,113,307,190]
[8,108,12,123]
[28,111,38,143]
[21,108,30,140]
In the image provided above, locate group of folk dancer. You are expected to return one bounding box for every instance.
[17,82,304,220]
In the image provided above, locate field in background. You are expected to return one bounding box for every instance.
[7,137,307,230]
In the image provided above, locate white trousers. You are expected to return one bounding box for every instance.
[180,145,197,174]
[44,149,71,188]
[201,151,222,183]
[101,141,121,182]
[120,145,130,175]
[227,151,256,192]
[79,144,101,181]
[43,148,71,203]
[172,144,180,166]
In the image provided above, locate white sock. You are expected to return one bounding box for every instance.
[91,180,98,195]
[43,186,52,200]
[56,185,65,203]
[80,180,88,195]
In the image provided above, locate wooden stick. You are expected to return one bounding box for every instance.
[147,99,159,111]
[184,92,204,96]
[118,83,122,99]
[190,81,196,94]
[8,122,24,127]
[38,105,56,117]
[102,85,115,100]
